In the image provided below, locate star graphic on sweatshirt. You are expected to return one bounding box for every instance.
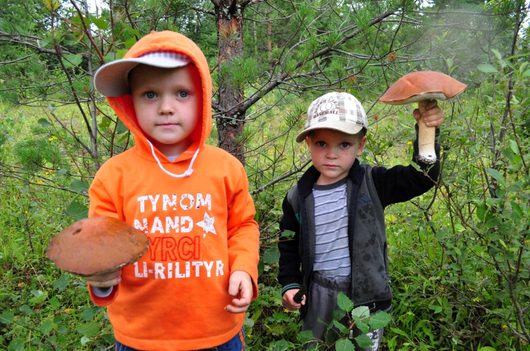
[197,212,216,237]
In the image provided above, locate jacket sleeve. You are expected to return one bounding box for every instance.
[226,165,260,299]
[277,193,303,295]
[86,172,121,306]
[88,285,119,306]
[372,126,441,207]
[88,176,121,219]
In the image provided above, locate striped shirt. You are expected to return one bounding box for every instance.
[312,181,351,277]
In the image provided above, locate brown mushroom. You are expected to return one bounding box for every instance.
[46,217,148,277]
[379,71,466,164]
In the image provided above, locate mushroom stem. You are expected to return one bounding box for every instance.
[417,100,437,164]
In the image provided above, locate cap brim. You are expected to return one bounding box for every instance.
[94,56,189,97]
[295,121,364,143]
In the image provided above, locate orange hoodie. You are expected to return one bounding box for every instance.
[88,31,260,350]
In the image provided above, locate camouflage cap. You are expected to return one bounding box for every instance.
[296,92,368,142]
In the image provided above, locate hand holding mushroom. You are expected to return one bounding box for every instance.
[413,99,444,128]
[46,217,148,288]
[380,71,466,163]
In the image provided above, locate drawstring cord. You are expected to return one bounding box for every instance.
[147,140,199,178]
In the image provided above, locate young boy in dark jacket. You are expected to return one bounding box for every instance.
[278,92,443,350]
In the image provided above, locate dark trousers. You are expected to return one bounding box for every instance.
[303,271,385,351]
[115,328,245,351]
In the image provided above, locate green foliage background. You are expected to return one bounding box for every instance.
[0,0,528,350]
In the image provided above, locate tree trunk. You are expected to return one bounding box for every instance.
[212,0,247,164]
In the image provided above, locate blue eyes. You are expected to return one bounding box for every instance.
[142,91,190,99]
[315,141,352,149]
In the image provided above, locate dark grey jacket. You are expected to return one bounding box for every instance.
[278,133,440,314]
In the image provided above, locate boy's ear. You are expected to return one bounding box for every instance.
[357,135,367,156]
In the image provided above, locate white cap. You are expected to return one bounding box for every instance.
[94,51,190,97]
[296,92,368,142]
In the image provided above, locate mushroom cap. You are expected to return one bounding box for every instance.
[46,217,148,276]
[379,71,467,105]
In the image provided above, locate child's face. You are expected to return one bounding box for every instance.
[130,64,201,157]
[306,129,366,185]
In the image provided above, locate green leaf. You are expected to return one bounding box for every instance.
[80,336,91,345]
[477,203,487,221]
[70,179,89,194]
[39,318,55,335]
[280,230,295,239]
[116,119,128,134]
[19,304,33,315]
[332,319,349,334]
[296,330,314,343]
[63,54,83,68]
[353,7,372,30]
[355,319,369,333]
[102,333,116,344]
[477,64,498,73]
[389,327,409,338]
[509,140,519,154]
[98,116,112,130]
[43,0,61,12]
[491,49,503,63]
[337,292,354,312]
[77,321,100,337]
[80,306,99,321]
[486,168,505,184]
[53,274,70,292]
[369,311,391,329]
[124,37,137,49]
[65,200,88,220]
[335,338,356,351]
[430,304,443,313]
[478,347,497,351]
[267,339,291,351]
[244,317,254,328]
[510,201,523,221]
[48,296,61,309]
[0,310,15,325]
[7,338,24,351]
[29,289,48,305]
[262,246,280,264]
[89,15,109,30]
[354,333,373,348]
[38,118,51,128]
[350,305,370,319]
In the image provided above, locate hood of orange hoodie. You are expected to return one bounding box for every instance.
[104,31,213,171]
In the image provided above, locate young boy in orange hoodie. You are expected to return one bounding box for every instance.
[85,30,260,351]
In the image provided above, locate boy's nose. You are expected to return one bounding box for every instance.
[326,148,338,158]
[158,96,175,114]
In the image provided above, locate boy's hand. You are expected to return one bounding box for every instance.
[225,270,253,313]
[413,99,444,128]
[85,269,121,288]
[282,288,305,311]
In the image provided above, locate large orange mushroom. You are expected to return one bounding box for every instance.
[46,217,148,277]
[380,71,466,163]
